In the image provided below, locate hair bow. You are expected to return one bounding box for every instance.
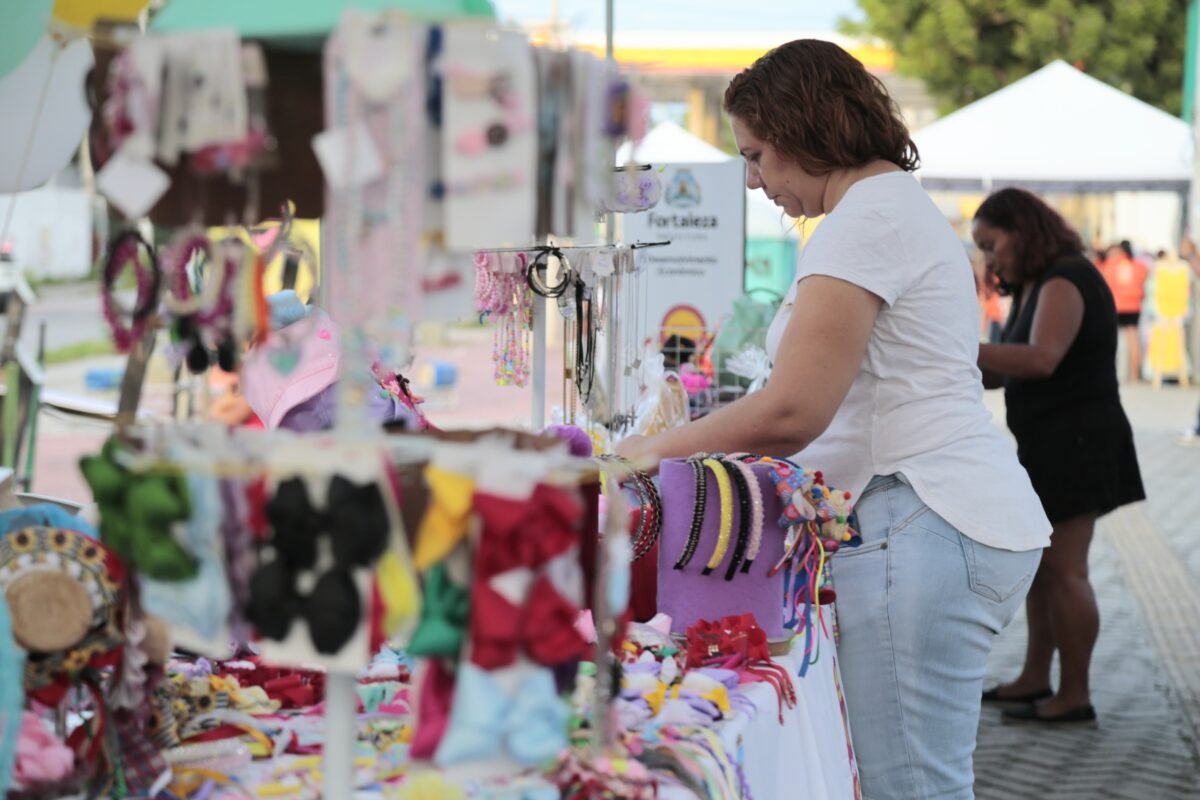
[435,663,569,767]
[684,613,796,723]
[407,562,470,659]
[472,485,582,578]
[469,573,590,671]
[245,474,391,655]
[80,437,198,581]
[413,467,475,571]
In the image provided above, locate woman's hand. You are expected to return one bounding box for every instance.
[614,434,661,474]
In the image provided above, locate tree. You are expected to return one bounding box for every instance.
[846,0,1188,115]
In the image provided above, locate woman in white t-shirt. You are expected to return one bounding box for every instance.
[617,39,1050,798]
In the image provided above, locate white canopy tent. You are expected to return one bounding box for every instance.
[913,60,1193,193]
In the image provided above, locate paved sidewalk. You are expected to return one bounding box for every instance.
[975,387,1200,799]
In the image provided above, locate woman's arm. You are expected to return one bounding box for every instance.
[981,369,1004,390]
[977,277,1083,380]
[617,276,880,465]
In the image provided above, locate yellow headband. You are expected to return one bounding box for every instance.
[701,458,734,574]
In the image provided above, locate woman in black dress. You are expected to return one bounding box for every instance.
[973,188,1145,724]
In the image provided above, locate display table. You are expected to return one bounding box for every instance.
[663,612,859,800]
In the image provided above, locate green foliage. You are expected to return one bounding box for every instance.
[846,0,1188,115]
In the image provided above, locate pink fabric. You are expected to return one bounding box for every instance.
[11,712,74,790]
[242,310,341,429]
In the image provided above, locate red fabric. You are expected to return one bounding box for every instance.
[215,662,325,709]
[579,482,600,611]
[368,578,387,655]
[628,505,658,623]
[409,660,456,760]
[245,478,270,541]
[468,583,523,670]
[473,485,581,578]
[468,577,591,670]
[523,576,591,666]
[684,613,771,669]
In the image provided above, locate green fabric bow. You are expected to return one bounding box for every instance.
[406,563,469,658]
[79,437,198,581]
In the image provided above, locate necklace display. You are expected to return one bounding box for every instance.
[473,252,534,387]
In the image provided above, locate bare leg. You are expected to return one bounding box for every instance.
[1126,326,1142,383]
[1037,513,1099,713]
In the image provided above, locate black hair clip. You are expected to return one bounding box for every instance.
[245,474,391,654]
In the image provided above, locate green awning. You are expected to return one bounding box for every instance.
[151,0,496,40]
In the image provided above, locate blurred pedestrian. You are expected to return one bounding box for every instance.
[1098,241,1149,382]
[1145,250,1191,388]
[973,188,1145,724]
[1175,237,1200,441]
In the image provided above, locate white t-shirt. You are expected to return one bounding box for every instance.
[765,172,1050,551]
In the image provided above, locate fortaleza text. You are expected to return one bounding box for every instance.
[646,212,719,228]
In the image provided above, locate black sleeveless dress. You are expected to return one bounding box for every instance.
[1002,254,1146,523]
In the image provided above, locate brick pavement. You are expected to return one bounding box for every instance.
[975,386,1200,799]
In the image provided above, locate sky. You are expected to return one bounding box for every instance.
[492,0,862,33]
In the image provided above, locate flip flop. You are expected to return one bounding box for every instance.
[981,686,1053,704]
[1002,703,1098,725]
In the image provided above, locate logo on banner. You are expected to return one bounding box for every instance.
[664,169,702,208]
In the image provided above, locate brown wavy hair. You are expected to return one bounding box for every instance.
[973,188,1085,291]
[723,39,919,175]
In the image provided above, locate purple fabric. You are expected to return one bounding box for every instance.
[694,667,740,689]
[657,459,789,641]
[219,480,254,642]
[623,661,660,676]
[277,381,419,433]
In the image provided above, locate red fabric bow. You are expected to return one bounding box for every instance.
[684,613,770,669]
[470,576,590,670]
[473,485,582,579]
[214,662,326,709]
[685,612,796,722]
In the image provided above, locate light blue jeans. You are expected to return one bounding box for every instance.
[832,475,1041,799]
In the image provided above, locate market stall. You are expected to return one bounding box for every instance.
[0,4,861,798]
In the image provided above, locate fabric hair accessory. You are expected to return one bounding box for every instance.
[468,485,589,670]
[139,466,234,642]
[413,466,475,571]
[242,309,341,430]
[698,457,734,575]
[162,231,241,374]
[80,437,198,581]
[245,474,391,655]
[0,504,97,539]
[684,613,796,723]
[407,562,470,659]
[0,528,127,704]
[434,663,569,768]
[8,712,75,794]
[100,229,161,353]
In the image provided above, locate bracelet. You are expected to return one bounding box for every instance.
[598,455,661,560]
[101,230,160,353]
[674,457,707,570]
[718,459,752,581]
[526,248,571,298]
[700,458,733,575]
[726,458,765,573]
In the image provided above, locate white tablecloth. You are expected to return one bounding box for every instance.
[665,612,859,800]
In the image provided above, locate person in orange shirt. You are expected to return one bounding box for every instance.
[1098,241,1149,382]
